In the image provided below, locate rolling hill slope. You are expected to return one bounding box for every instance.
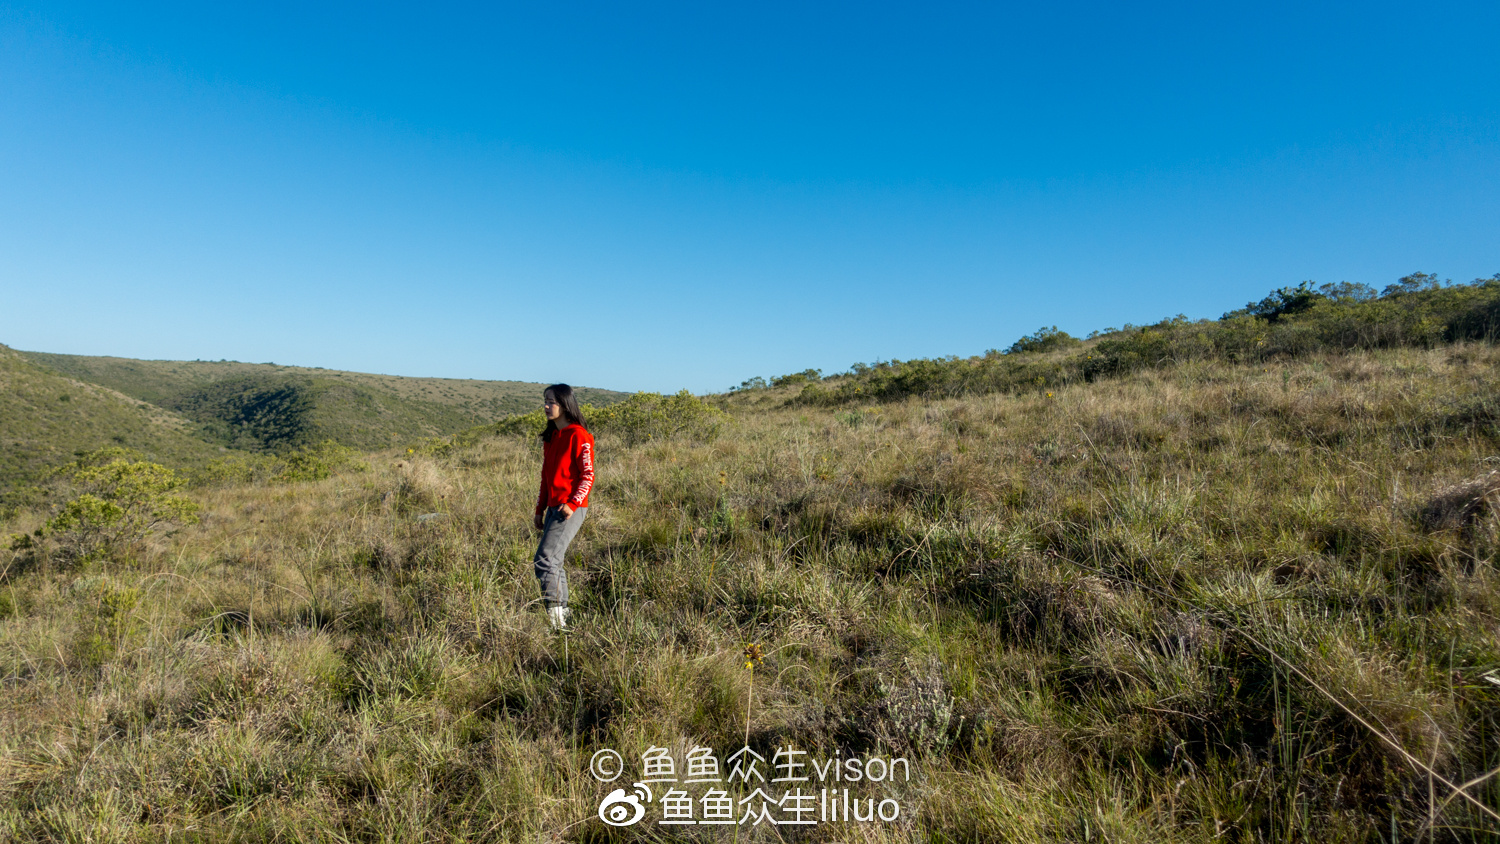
[4,342,1498,840]
[0,344,227,490]
[3,278,1499,839]
[18,352,625,418]
[14,350,628,454]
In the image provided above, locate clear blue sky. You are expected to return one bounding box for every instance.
[2,2,1496,393]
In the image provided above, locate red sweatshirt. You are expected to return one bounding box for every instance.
[536,424,595,515]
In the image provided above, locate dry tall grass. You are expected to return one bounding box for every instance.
[2,345,1497,842]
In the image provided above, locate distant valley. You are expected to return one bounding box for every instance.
[0,346,627,490]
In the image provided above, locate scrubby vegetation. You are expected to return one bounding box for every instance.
[0,346,226,501]
[1003,325,1081,356]
[452,390,727,449]
[776,273,1500,407]
[38,453,200,565]
[0,277,1498,841]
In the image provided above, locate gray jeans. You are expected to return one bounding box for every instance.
[534,506,586,608]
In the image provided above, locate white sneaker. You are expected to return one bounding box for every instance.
[547,605,572,633]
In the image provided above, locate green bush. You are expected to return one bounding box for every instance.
[406,437,454,458]
[1080,316,1217,380]
[771,368,823,388]
[45,457,200,562]
[273,440,364,483]
[489,408,550,439]
[1006,325,1082,355]
[590,390,726,446]
[187,453,277,487]
[793,353,1077,405]
[799,274,1500,405]
[1222,281,1324,322]
[451,402,604,447]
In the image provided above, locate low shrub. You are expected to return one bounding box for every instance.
[273,440,363,483]
[452,403,599,445]
[188,453,277,487]
[590,390,726,446]
[771,368,822,388]
[1006,325,1082,355]
[800,275,1500,405]
[43,455,200,563]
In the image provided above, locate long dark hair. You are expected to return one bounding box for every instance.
[541,383,588,442]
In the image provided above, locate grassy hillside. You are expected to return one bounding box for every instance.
[0,345,227,493]
[1,339,1496,841]
[19,351,628,451]
[158,374,505,452]
[746,273,1500,408]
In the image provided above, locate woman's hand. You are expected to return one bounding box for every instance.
[533,512,545,531]
[559,503,575,520]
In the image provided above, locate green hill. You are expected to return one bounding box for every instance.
[728,272,1500,408]
[4,343,1498,840]
[3,275,1500,840]
[19,352,625,418]
[14,351,628,455]
[0,344,227,491]
[157,373,497,452]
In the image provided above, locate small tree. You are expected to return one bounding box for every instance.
[591,390,726,446]
[1006,326,1081,355]
[1223,281,1324,322]
[274,440,362,483]
[771,369,823,388]
[46,458,199,562]
[1381,272,1445,298]
[1316,281,1378,304]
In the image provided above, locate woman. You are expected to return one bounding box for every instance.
[533,384,594,632]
